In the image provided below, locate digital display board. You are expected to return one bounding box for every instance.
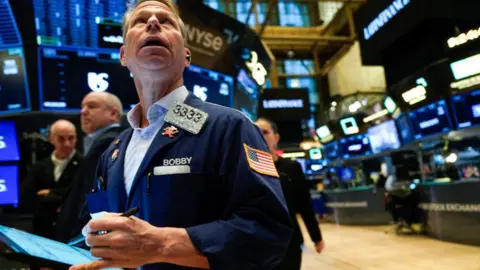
[259,88,310,120]
[396,113,413,145]
[234,69,259,120]
[0,0,31,114]
[38,47,138,111]
[408,99,452,140]
[367,120,401,154]
[0,121,20,162]
[339,133,372,159]
[34,0,130,111]
[323,141,339,162]
[183,65,234,107]
[0,165,19,206]
[451,89,480,129]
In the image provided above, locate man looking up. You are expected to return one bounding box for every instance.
[70,1,292,270]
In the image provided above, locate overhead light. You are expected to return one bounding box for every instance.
[340,117,359,135]
[330,107,336,111]
[445,153,458,163]
[416,77,428,87]
[402,85,427,105]
[281,152,306,158]
[348,101,362,113]
[363,109,388,123]
[331,101,337,106]
[447,26,480,48]
[384,97,397,114]
[450,74,480,90]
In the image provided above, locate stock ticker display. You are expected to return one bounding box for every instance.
[34,0,135,111]
[0,0,31,114]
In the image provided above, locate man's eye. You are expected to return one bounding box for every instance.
[160,19,172,25]
[134,18,145,25]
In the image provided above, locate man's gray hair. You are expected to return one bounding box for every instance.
[122,0,188,46]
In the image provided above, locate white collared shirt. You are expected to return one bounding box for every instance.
[51,150,76,182]
[124,86,189,194]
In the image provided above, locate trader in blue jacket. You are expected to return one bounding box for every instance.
[70,1,292,270]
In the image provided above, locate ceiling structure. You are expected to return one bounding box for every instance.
[244,0,366,86]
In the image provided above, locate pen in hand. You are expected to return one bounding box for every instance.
[68,207,140,246]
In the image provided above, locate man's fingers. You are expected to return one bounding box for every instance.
[69,259,114,270]
[86,231,127,248]
[83,215,133,236]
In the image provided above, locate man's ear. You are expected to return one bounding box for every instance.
[274,133,280,146]
[184,47,191,67]
[120,46,127,67]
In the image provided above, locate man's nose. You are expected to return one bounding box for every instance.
[147,15,161,32]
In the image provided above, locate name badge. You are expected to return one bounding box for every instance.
[154,165,191,176]
[165,101,208,134]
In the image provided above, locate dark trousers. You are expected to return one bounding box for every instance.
[274,242,302,270]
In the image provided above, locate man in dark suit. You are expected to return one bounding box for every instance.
[21,120,82,238]
[53,92,124,243]
[256,118,325,270]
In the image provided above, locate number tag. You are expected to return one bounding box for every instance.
[165,101,209,134]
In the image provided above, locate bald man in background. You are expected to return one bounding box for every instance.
[21,119,83,238]
[54,92,124,243]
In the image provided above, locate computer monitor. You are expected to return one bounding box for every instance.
[408,99,452,140]
[234,69,259,120]
[183,65,234,107]
[339,133,372,159]
[451,89,480,129]
[368,120,401,154]
[34,1,136,111]
[0,121,20,162]
[0,165,19,206]
[0,1,31,114]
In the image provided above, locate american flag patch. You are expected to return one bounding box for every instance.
[244,144,279,177]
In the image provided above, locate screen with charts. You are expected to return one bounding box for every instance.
[234,69,259,120]
[0,0,31,114]
[451,89,480,129]
[0,121,20,162]
[0,165,18,206]
[0,225,121,268]
[183,65,234,107]
[339,134,372,159]
[367,120,401,154]
[408,99,452,140]
[34,0,134,111]
[323,141,339,162]
[38,47,138,111]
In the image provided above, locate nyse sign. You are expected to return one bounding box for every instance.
[185,24,225,56]
[246,51,267,86]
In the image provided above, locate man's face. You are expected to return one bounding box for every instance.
[50,126,77,159]
[120,1,190,75]
[255,120,280,154]
[80,93,115,134]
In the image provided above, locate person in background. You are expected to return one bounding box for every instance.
[21,119,82,238]
[53,92,124,243]
[255,117,325,270]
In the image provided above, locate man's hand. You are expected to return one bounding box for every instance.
[69,214,209,270]
[37,189,50,196]
[314,240,325,254]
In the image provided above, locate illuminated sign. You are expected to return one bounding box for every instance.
[340,117,359,135]
[316,125,333,143]
[363,109,388,123]
[447,26,480,49]
[384,96,397,113]
[309,148,323,160]
[245,51,267,86]
[450,74,480,90]
[262,99,304,109]
[87,72,109,92]
[363,0,410,40]
[402,85,426,105]
[450,54,480,80]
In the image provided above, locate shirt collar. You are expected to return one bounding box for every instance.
[87,123,121,140]
[127,85,189,129]
[51,150,76,165]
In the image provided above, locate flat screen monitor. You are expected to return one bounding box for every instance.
[0,1,31,114]
[451,89,480,129]
[339,133,372,159]
[259,88,310,120]
[183,65,234,107]
[337,167,355,182]
[0,121,20,162]
[234,69,259,120]
[367,120,401,154]
[323,141,339,161]
[396,113,413,145]
[408,99,452,140]
[38,47,138,111]
[0,165,19,206]
[316,125,334,143]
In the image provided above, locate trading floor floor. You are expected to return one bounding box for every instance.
[300,222,480,270]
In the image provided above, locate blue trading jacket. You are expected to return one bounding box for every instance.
[87,93,292,270]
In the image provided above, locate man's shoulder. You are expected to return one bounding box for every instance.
[196,101,255,126]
